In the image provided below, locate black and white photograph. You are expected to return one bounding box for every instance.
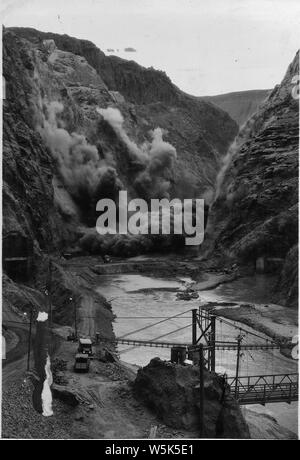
[1,0,299,442]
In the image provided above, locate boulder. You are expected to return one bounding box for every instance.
[133,358,250,439]
[51,384,82,407]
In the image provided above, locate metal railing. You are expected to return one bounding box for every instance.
[227,373,299,405]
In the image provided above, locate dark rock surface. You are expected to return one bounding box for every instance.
[277,244,298,308]
[133,358,250,439]
[3,30,69,253]
[2,25,238,262]
[206,51,299,307]
[7,26,238,205]
[52,383,81,407]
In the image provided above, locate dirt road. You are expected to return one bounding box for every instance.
[2,324,31,386]
[78,295,97,338]
[49,259,197,439]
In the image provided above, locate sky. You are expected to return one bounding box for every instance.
[1,0,300,96]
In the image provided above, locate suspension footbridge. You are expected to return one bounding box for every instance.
[97,307,298,406]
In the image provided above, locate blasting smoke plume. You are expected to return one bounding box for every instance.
[214,136,239,201]
[135,127,177,199]
[93,107,202,255]
[97,107,147,162]
[39,102,197,255]
[79,226,185,258]
[39,102,122,205]
[214,116,257,202]
[97,107,177,199]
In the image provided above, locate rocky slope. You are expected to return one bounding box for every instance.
[3,31,68,253]
[2,26,238,369]
[7,27,238,203]
[2,26,238,262]
[206,51,299,307]
[134,358,250,438]
[202,89,270,126]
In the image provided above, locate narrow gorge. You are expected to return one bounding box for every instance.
[2,25,298,440]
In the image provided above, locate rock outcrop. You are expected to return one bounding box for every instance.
[206,52,299,307]
[277,244,298,308]
[51,384,81,407]
[7,26,238,205]
[3,30,70,254]
[2,26,238,263]
[244,407,298,440]
[134,358,250,439]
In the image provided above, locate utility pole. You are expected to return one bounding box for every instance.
[48,259,52,328]
[210,315,216,372]
[192,308,197,345]
[199,343,205,438]
[46,259,53,329]
[235,335,242,399]
[27,308,34,371]
[71,297,77,338]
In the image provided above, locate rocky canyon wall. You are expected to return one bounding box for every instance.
[206,52,299,307]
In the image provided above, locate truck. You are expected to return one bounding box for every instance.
[78,338,93,356]
[74,353,90,373]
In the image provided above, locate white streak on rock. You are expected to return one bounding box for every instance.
[42,354,53,417]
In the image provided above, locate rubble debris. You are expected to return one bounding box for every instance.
[51,384,82,407]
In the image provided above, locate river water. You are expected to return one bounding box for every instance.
[97,273,298,436]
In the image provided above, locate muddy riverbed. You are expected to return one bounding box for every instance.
[97,272,298,436]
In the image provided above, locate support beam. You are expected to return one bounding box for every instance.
[71,296,77,338]
[234,336,242,399]
[46,259,53,328]
[192,309,197,345]
[27,308,33,371]
[199,343,204,438]
[210,315,216,372]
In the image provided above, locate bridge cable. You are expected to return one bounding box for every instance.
[118,309,192,339]
[214,315,273,344]
[118,323,193,355]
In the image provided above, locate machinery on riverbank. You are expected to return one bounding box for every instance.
[78,338,93,356]
[74,353,90,372]
[176,289,199,301]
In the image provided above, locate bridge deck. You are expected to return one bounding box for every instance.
[100,336,279,351]
[98,337,296,405]
[227,373,299,405]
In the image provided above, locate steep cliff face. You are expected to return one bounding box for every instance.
[8,27,238,200]
[3,26,239,261]
[202,89,270,126]
[2,31,72,253]
[207,52,299,307]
